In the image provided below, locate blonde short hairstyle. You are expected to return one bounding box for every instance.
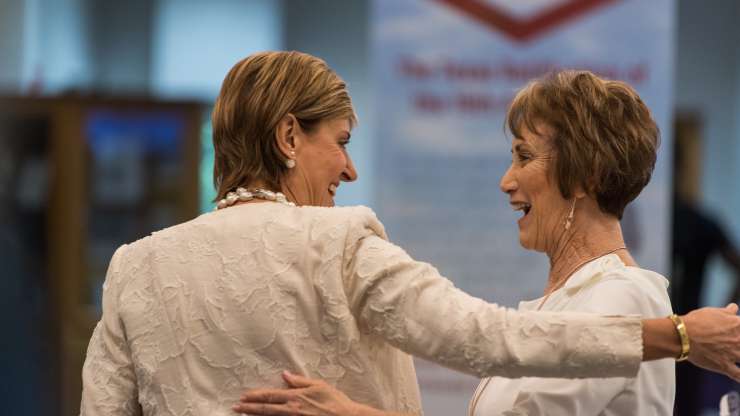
[211,51,357,200]
[506,70,660,219]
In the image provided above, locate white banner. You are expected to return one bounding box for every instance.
[372,0,674,413]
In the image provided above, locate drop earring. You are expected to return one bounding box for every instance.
[564,198,576,230]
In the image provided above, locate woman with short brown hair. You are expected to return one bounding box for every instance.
[507,70,658,219]
[466,70,674,414]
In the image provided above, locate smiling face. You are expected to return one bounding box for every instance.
[282,117,357,207]
[499,123,573,253]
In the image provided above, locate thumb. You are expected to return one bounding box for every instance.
[725,303,739,314]
[282,370,314,388]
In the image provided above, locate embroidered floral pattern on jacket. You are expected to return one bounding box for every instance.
[81,204,642,416]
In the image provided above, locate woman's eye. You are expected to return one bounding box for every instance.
[517,153,531,162]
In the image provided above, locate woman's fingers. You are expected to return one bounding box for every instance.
[235,375,361,416]
[234,386,314,416]
[240,388,291,403]
[725,363,740,384]
[726,303,739,314]
[234,373,319,415]
[282,370,315,388]
[232,402,294,415]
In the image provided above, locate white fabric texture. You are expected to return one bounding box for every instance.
[80,204,643,416]
[471,254,675,416]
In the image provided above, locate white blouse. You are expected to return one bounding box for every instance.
[81,204,643,416]
[470,254,675,416]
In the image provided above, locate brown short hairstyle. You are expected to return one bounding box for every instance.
[211,51,357,200]
[506,70,660,219]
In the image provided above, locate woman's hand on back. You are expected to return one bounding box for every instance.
[232,371,404,416]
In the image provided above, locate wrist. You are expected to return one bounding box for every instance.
[642,317,682,361]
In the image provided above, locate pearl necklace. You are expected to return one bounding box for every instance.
[215,187,295,210]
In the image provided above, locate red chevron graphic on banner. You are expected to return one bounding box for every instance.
[436,0,618,42]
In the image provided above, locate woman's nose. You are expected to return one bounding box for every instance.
[341,154,358,182]
[499,165,517,194]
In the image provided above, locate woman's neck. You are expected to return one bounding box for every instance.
[544,215,632,296]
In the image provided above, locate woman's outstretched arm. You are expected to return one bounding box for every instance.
[343,229,740,380]
[234,305,740,416]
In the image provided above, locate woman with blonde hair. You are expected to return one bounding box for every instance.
[81,53,740,416]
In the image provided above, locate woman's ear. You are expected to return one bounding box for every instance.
[574,176,597,199]
[274,113,299,158]
[573,186,588,200]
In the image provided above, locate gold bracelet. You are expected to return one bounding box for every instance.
[669,314,690,362]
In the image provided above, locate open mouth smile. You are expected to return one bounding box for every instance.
[511,201,532,218]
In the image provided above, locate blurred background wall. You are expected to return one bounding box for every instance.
[675,0,740,305]
[1,0,739,415]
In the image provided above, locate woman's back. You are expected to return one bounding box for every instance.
[82,203,422,415]
[82,203,650,416]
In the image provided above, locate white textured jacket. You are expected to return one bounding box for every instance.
[81,203,642,415]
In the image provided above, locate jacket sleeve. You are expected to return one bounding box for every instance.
[80,245,142,416]
[341,210,643,379]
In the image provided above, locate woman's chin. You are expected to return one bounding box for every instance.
[518,234,542,252]
[518,234,532,250]
[316,199,334,208]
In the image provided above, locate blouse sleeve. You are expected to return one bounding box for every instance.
[341,209,643,379]
[80,245,142,416]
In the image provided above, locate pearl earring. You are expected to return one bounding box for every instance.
[285,149,296,169]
